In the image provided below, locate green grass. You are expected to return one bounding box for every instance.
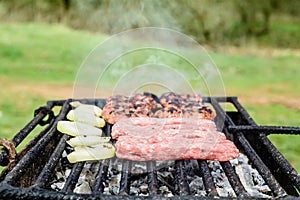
[0,23,299,174]
[0,23,106,83]
[257,18,300,48]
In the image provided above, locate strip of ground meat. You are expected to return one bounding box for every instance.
[111,117,217,139]
[115,134,239,161]
[113,117,239,161]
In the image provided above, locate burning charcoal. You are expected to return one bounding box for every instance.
[129,186,139,195]
[159,185,174,197]
[140,184,148,194]
[103,187,110,195]
[109,184,119,195]
[74,181,91,194]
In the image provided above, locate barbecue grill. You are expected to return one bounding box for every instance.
[0,96,299,199]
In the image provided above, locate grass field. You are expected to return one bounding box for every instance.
[0,23,299,172]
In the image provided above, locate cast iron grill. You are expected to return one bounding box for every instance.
[0,96,299,199]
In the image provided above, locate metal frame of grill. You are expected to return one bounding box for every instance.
[0,96,299,199]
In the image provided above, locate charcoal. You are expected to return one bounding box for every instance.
[159,185,174,197]
[109,184,119,195]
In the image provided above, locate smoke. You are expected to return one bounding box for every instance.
[73,27,225,98]
[97,0,180,34]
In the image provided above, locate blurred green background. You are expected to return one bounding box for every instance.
[0,0,299,172]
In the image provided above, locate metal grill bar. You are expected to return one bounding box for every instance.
[61,162,85,192]
[119,160,132,195]
[174,160,190,195]
[210,97,287,197]
[197,160,218,196]
[33,134,68,188]
[229,97,300,195]
[0,118,55,182]
[0,106,52,166]
[2,100,71,186]
[259,134,300,191]
[220,161,248,197]
[146,161,158,195]
[93,159,109,193]
[228,125,300,135]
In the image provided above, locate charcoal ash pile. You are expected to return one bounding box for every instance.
[50,152,272,198]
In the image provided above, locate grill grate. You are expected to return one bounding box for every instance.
[0,96,299,199]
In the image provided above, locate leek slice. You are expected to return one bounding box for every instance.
[67,143,115,163]
[57,121,102,136]
[66,136,111,147]
[67,110,105,127]
[70,101,102,117]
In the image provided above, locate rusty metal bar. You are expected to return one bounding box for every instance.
[197,160,218,197]
[2,100,71,186]
[146,161,158,195]
[61,162,85,192]
[118,160,132,195]
[220,161,248,197]
[0,105,53,166]
[33,134,68,188]
[210,97,287,197]
[228,125,300,135]
[93,159,109,193]
[230,98,300,195]
[174,160,190,195]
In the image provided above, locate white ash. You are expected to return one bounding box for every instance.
[50,150,72,191]
[207,160,236,198]
[230,153,271,198]
[73,162,99,194]
[51,152,274,198]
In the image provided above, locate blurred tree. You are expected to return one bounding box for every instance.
[235,0,272,36]
[0,0,299,47]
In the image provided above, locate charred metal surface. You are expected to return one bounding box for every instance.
[93,159,109,193]
[0,119,55,182]
[210,97,287,197]
[33,134,68,189]
[118,160,132,195]
[197,160,218,196]
[219,161,248,197]
[62,162,85,192]
[0,138,16,165]
[228,97,300,195]
[146,161,158,195]
[34,106,55,126]
[2,100,71,186]
[0,106,50,166]
[174,160,190,195]
[259,134,300,190]
[0,97,299,199]
[228,125,300,135]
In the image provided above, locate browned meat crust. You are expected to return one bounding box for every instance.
[155,92,215,120]
[102,93,157,124]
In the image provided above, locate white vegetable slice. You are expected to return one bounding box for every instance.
[67,110,105,127]
[67,143,115,163]
[66,136,111,147]
[57,121,102,136]
[69,101,102,117]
